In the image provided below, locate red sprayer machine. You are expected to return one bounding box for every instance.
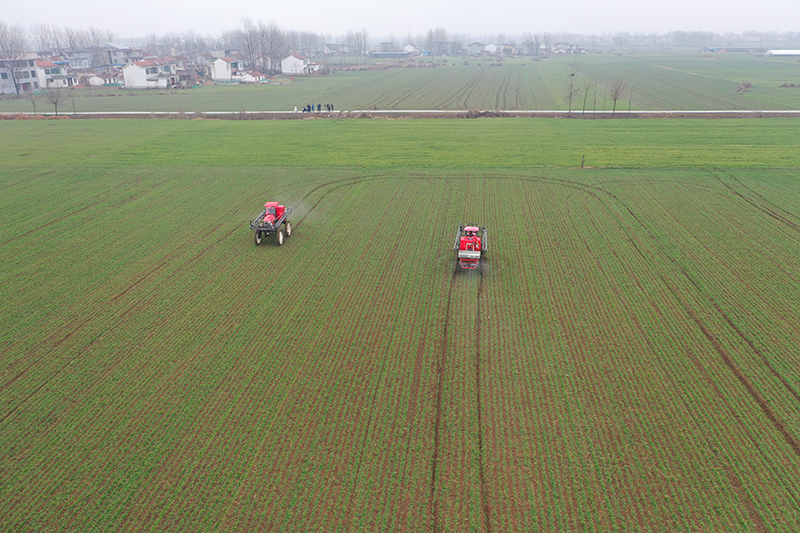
[453,225,488,269]
[250,202,293,246]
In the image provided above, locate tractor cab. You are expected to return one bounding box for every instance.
[460,226,482,252]
[263,202,286,226]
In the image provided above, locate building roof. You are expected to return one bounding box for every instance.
[133,58,176,67]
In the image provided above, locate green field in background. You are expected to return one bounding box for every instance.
[1,53,799,114]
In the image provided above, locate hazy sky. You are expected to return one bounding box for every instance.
[4,0,799,40]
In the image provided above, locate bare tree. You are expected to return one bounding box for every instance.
[87,27,115,68]
[565,60,580,114]
[628,85,634,112]
[609,77,628,113]
[158,32,182,56]
[24,90,38,114]
[44,86,67,115]
[31,23,56,52]
[354,28,368,56]
[181,31,208,55]
[344,28,368,57]
[217,30,240,52]
[582,78,595,115]
[66,89,76,114]
[62,26,82,51]
[252,20,286,74]
[239,18,259,71]
[424,28,448,55]
[144,33,158,55]
[0,21,28,96]
[343,30,356,56]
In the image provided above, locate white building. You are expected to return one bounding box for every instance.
[123,59,178,89]
[240,71,265,83]
[106,44,145,66]
[35,60,76,89]
[88,72,123,86]
[765,50,800,56]
[281,54,307,75]
[0,57,38,94]
[211,57,241,82]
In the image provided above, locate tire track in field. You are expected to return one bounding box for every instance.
[1,222,245,428]
[430,268,456,533]
[0,200,105,246]
[430,263,491,532]
[516,173,800,462]
[714,172,800,233]
[568,177,800,458]
[440,69,486,109]
[386,71,450,109]
[358,70,447,110]
[526,173,800,521]
[607,180,800,411]
[475,267,491,533]
[291,173,392,228]
[1,186,261,417]
[495,70,510,111]
[646,77,746,110]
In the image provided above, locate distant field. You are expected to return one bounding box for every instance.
[3,118,800,171]
[1,52,799,114]
[2,119,800,532]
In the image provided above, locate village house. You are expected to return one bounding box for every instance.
[62,50,93,69]
[323,43,341,56]
[122,58,179,88]
[88,71,124,87]
[468,42,485,55]
[35,59,77,89]
[0,56,40,94]
[211,57,241,82]
[106,44,145,66]
[500,42,517,55]
[281,54,307,75]
[240,71,266,83]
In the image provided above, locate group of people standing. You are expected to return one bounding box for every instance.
[297,104,334,113]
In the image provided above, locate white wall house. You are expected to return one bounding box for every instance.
[281,54,307,75]
[0,57,39,94]
[211,57,241,82]
[0,63,22,94]
[123,59,178,89]
[88,72,123,86]
[468,42,485,55]
[240,71,265,83]
[35,60,75,89]
[107,44,144,66]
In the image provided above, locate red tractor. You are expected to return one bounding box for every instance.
[250,202,293,246]
[453,225,488,269]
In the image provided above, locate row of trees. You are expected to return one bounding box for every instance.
[236,19,368,73]
[29,24,115,54]
[563,60,632,115]
[6,18,800,67]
